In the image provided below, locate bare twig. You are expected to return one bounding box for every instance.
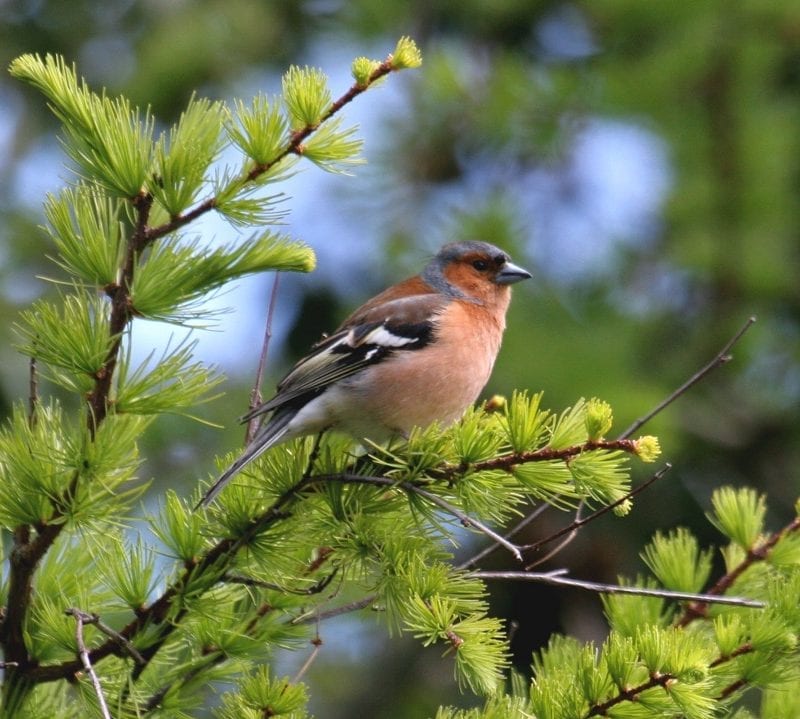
[401,482,524,562]
[302,432,325,481]
[292,635,323,684]
[523,502,585,570]
[144,652,225,712]
[475,570,764,608]
[82,612,146,665]
[618,316,756,439]
[245,272,281,444]
[291,594,379,626]
[462,319,755,575]
[66,608,112,719]
[521,464,672,562]
[28,355,38,427]
[458,501,551,570]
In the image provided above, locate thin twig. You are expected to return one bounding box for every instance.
[292,635,323,684]
[302,432,325,481]
[520,464,672,561]
[618,316,756,439]
[717,678,749,701]
[401,482,524,562]
[291,594,378,626]
[246,272,281,444]
[461,319,755,573]
[475,570,765,608]
[523,502,585,570]
[66,609,112,719]
[144,652,226,712]
[223,572,336,596]
[84,613,146,665]
[457,501,551,570]
[28,355,38,427]
[585,671,674,718]
[313,474,523,562]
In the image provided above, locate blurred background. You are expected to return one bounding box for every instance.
[1,1,799,715]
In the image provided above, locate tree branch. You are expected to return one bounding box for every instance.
[585,671,674,718]
[476,569,764,608]
[432,439,641,482]
[485,317,755,574]
[1,193,154,701]
[291,594,379,626]
[520,464,672,561]
[88,190,153,435]
[223,571,337,596]
[144,58,398,243]
[618,316,756,439]
[676,513,800,626]
[458,500,551,570]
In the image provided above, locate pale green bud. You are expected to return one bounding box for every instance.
[391,37,423,70]
[635,436,661,463]
[585,398,613,441]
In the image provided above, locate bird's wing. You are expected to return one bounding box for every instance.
[242,293,448,421]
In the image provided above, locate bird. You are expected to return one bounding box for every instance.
[197,240,531,507]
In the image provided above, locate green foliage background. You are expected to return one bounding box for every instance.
[1,1,799,716]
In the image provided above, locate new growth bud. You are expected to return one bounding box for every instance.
[585,398,613,441]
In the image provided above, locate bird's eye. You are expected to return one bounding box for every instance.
[472,259,489,271]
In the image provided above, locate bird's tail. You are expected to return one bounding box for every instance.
[195,409,295,509]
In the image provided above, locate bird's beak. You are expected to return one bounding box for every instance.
[496,261,532,285]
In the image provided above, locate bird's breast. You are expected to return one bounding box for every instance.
[334,301,506,437]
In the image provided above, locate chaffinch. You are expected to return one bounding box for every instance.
[198,240,531,507]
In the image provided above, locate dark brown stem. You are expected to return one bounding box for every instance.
[585,672,673,717]
[709,641,753,668]
[26,470,318,684]
[432,439,639,482]
[676,514,800,627]
[87,191,152,435]
[2,192,153,702]
[223,571,336,596]
[718,678,748,701]
[145,59,396,244]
